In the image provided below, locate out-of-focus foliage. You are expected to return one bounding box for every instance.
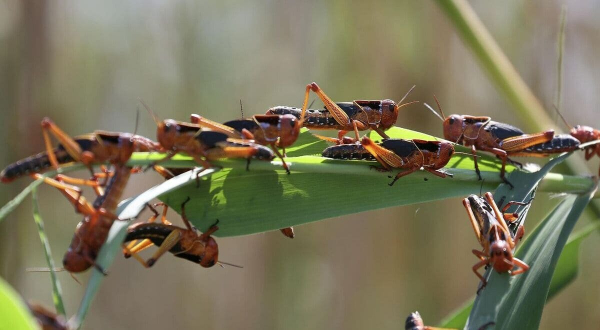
[0,277,37,330]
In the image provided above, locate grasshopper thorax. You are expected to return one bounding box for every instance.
[157,119,200,151]
[63,244,92,273]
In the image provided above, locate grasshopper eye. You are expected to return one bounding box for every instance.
[290,118,296,127]
[449,118,455,125]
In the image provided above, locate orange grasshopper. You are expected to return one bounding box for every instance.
[322,137,455,186]
[463,192,530,290]
[123,198,239,269]
[33,162,133,273]
[0,117,159,199]
[425,99,579,187]
[141,102,275,172]
[555,109,600,175]
[189,110,306,174]
[267,82,417,143]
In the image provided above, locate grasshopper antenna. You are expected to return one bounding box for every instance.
[26,267,67,272]
[27,267,81,284]
[308,99,316,109]
[395,86,419,112]
[239,99,244,119]
[397,85,416,105]
[553,8,570,130]
[555,6,567,116]
[553,104,572,130]
[217,261,243,269]
[424,103,444,122]
[138,98,162,127]
[134,107,140,136]
[433,95,446,120]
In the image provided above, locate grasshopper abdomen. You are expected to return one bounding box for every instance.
[523,134,580,154]
[321,143,374,160]
[0,149,72,183]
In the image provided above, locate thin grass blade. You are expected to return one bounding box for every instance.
[31,187,65,316]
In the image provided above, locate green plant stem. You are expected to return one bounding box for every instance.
[434,0,550,127]
[434,0,600,217]
[127,153,595,195]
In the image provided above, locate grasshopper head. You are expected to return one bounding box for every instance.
[199,236,219,268]
[63,242,92,273]
[489,240,514,274]
[570,125,597,144]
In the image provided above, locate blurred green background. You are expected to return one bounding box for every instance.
[0,1,599,329]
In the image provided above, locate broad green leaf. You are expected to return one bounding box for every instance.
[0,277,38,330]
[31,188,65,316]
[466,189,596,330]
